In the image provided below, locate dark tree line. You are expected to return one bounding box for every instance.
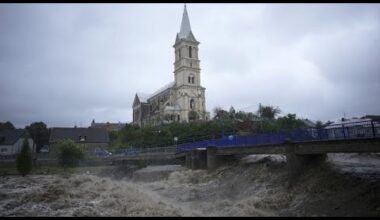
[25,122,50,152]
[109,104,314,151]
[0,121,15,131]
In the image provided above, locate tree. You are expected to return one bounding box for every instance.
[25,122,50,153]
[212,107,223,120]
[257,103,281,119]
[229,106,236,119]
[0,121,15,132]
[57,139,84,167]
[213,107,229,121]
[315,120,324,130]
[16,138,33,176]
[277,114,304,130]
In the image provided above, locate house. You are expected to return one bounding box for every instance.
[301,119,317,128]
[49,127,109,158]
[324,117,380,139]
[90,119,125,132]
[0,129,34,159]
[300,119,318,138]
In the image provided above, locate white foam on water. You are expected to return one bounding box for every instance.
[1,153,380,216]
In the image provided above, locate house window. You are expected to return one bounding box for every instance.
[1,148,7,152]
[192,77,195,84]
[189,46,192,58]
[190,99,195,109]
[79,136,86,142]
[188,76,191,83]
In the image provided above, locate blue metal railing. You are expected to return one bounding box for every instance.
[175,120,380,153]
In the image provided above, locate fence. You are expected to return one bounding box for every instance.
[122,120,379,156]
[175,120,380,153]
[122,146,178,157]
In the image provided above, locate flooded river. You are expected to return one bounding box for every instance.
[0,153,379,216]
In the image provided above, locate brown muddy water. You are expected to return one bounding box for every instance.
[1,153,380,217]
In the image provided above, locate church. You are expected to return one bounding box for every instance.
[132,5,210,127]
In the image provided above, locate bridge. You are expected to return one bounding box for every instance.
[112,120,380,185]
[109,146,180,166]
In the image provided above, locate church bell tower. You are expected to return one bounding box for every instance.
[173,5,208,122]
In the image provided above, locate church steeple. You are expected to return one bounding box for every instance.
[179,4,191,38]
[176,4,197,43]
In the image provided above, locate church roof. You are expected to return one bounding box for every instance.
[148,81,175,100]
[135,81,175,106]
[176,5,197,43]
[136,93,150,103]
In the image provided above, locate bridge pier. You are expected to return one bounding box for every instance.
[190,148,207,170]
[185,151,192,169]
[286,144,326,187]
[207,147,235,171]
[207,147,220,171]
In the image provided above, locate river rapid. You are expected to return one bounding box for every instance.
[0,153,379,216]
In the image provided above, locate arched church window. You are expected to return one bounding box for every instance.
[178,115,180,121]
[179,48,181,58]
[189,46,192,58]
[189,74,195,84]
[190,99,195,109]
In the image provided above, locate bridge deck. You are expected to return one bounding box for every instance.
[174,137,380,157]
[112,137,380,163]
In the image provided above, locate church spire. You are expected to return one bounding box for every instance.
[179,4,192,39]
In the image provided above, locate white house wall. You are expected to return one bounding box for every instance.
[0,138,34,156]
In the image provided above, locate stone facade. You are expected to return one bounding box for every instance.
[133,6,209,127]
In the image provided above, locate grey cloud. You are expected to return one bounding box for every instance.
[0,3,379,128]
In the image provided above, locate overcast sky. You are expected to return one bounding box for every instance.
[1,3,380,128]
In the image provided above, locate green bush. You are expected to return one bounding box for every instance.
[16,138,33,176]
[57,139,84,167]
